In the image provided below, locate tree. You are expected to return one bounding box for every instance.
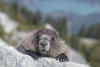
[85,24,100,39]
[7,0,18,20]
[78,25,86,37]
[94,24,100,39]
[34,10,42,25]
[0,23,6,40]
[86,26,95,38]
[0,0,4,11]
[89,42,100,67]
[55,16,67,40]
[70,35,81,50]
[45,14,53,22]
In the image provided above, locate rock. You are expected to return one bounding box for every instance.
[0,12,18,33]
[0,38,7,46]
[0,45,90,67]
[70,48,87,64]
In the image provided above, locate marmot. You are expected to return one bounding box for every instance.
[17,28,69,62]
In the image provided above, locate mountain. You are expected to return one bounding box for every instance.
[68,12,100,34]
[50,11,100,34]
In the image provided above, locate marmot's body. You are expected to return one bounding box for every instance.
[17,28,69,62]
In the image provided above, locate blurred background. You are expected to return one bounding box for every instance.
[0,0,100,67]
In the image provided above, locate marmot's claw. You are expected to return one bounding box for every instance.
[56,53,68,62]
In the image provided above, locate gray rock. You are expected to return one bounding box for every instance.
[0,45,90,67]
[0,38,7,47]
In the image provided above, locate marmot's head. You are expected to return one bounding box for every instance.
[34,28,60,54]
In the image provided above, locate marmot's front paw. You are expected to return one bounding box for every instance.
[26,50,41,60]
[56,53,69,62]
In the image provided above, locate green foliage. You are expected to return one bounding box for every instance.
[34,10,42,25]
[69,35,87,56]
[45,14,54,23]
[17,9,43,31]
[19,7,34,25]
[86,26,95,38]
[89,42,100,67]
[78,25,86,37]
[78,24,100,39]
[0,0,4,11]
[0,24,6,40]
[7,1,18,20]
[55,17,67,39]
[17,24,44,31]
[70,35,81,50]
[19,8,42,26]
[4,1,44,31]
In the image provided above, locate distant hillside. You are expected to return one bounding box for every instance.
[50,11,100,34]
[3,0,100,34]
[67,12,100,34]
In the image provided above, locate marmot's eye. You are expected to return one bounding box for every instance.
[51,37,55,40]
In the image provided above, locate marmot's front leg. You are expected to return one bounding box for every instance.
[25,50,41,60]
[56,53,69,62]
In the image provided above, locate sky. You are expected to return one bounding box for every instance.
[20,0,100,16]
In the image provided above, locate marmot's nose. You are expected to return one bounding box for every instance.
[40,42,47,46]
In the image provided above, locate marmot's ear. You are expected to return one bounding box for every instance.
[33,31,39,38]
[32,31,39,42]
[33,28,42,38]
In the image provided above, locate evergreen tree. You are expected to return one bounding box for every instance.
[70,35,81,50]
[34,10,42,25]
[8,0,18,20]
[83,24,100,39]
[0,23,6,40]
[55,16,67,38]
[20,7,36,25]
[86,26,95,38]
[78,25,86,37]
[94,24,100,39]
[0,0,4,11]
[45,14,52,23]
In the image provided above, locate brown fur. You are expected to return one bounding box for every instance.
[17,28,69,61]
